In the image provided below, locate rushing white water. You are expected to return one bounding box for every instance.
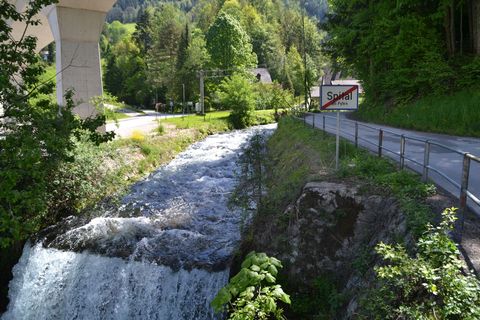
[2,244,228,320]
[2,124,276,320]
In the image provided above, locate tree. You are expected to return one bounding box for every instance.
[325,0,479,109]
[284,46,304,96]
[176,23,190,70]
[147,4,186,99]
[133,7,153,55]
[217,73,257,128]
[176,28,210,103]
[206,12,257,70]
[0,0,112,247]
[105,38,150,106]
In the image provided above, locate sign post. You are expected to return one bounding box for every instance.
[320,85,359,170]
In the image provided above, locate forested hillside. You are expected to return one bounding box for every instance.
[107,0,328,23]
[103,0,327,108]
[325,0,480,136]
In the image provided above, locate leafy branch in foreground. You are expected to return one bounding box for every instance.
[212,251,291,320]
[366,208,480,319]
[0,0,112,248]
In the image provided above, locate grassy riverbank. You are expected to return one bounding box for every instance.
[258,117,436,236]
[355,88,480,137]
[236,117,443,318]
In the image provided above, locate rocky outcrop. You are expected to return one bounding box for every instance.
[246,180,418,318]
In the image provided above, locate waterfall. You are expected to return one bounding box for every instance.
[2,124,276,320]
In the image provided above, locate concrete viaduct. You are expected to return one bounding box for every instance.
[9,0,117,119]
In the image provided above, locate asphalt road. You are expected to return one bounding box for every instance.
[106,111,184,138]
[305,113,480,216]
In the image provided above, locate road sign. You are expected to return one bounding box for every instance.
[321,85,359,111]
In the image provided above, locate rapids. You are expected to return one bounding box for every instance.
[2,124,276,320]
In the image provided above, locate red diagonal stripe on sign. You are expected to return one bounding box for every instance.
[322,86,357,110]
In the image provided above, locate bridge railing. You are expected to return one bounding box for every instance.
[296,112,480,217]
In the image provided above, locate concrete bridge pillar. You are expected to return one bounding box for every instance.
[8,0,116,125]
[45,6,106,119]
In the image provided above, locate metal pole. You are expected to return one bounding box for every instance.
[322,115,325,131]
[182,83,186,116]
[354,122,358,148]
[422,141,431,182]
[199,70,205,115]
[378,129,383,157]
[312,113,315,128]
[400,135,406,169]
[336,111,340,170]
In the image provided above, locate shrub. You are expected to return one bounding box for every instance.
[156,123,165,135]
[364,208,480,319]
[212,252,291,319]
[217,73,256,129]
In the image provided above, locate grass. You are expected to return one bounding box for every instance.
[162,110,277,135]
[338,152,436,236]
[162,111,231,134]
[261,117,340,213]
[261,116,436,236]
[105,110,131,122]
[356,88,480,137]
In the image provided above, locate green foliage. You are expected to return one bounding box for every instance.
[231,133,268,229]
[261,117,339,214]
[206,11,257,70]
[104,37,151,106]
[356,88,480,137]
[289,276,344,320]
[162,109,277,136]
[217,73,256,129]
[363,208,480,319]
[132,7,153,54]
[253,83,294,112]
[340,153,436,236]
[212,251,291,320]
[0,0,112,248]
[325,0,480,137]
[104,0,326,107]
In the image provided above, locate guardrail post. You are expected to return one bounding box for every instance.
[422,141,430,182]
[400,135,406,169]
[378,129,383,157]
[457,153,471,241]
[354,122,358,148]
[460,154,471,211]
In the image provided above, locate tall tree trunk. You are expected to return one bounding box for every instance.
[460,4,464,55]
[445,1,456,57]
[472,0,480,54]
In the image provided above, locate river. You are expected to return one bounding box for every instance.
[1,124,276,320]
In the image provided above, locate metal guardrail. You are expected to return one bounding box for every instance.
[298,113,480,215]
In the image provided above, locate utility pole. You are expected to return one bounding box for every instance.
[199,70,205,115]
[182,83,186,115]
[302,0,309,111]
